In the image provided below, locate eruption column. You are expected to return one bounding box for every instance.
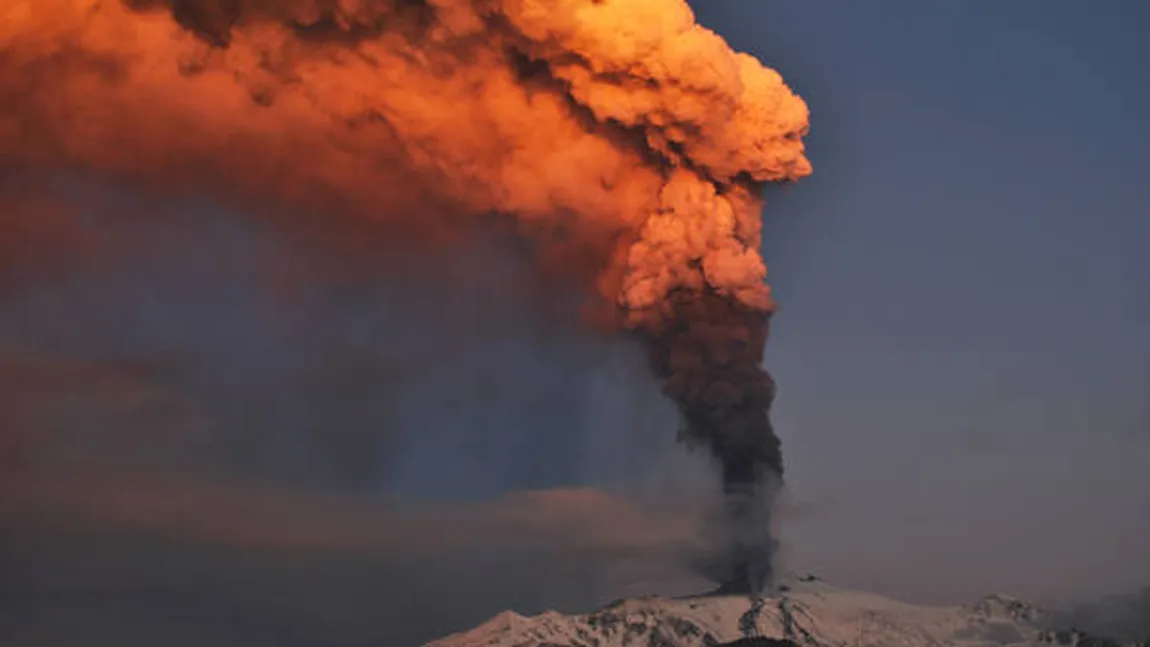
[0,0,812,593]
[625,177,788,594]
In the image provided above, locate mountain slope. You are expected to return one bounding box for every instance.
[426,576,1139,647]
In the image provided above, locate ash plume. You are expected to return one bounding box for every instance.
[0,0,811,593]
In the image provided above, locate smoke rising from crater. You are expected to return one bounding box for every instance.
[0,0,811,591]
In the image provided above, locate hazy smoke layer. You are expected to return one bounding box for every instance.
[0,0,811,590]
[0,184,720,646]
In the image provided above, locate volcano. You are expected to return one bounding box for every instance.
[424,575,1147,647]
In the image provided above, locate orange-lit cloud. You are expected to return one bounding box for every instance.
[0,0,809,322]
[0,0,812,593]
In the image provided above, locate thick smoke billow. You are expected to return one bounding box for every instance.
[0,0,811,592]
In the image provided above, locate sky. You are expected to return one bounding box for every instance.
[688,0,1150,603]
[2,1,1148,645]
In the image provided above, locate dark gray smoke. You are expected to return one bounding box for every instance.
[642,290,783,594]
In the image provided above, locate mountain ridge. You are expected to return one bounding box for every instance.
[425,576,1148,647]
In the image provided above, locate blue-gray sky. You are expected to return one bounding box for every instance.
[2,2,1148,645]
[688,0,1150,603]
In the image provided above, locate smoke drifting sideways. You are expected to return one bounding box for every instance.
[0,0,811,593]
[0,179,731,646]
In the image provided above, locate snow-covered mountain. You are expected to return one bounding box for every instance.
[425,575,1145,647]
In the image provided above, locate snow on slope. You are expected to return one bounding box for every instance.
[425,575,1128,647]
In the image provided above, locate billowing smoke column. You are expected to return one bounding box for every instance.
[0,0,811,592]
